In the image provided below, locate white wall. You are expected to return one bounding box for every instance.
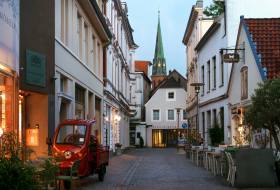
[0,0,19,73]
[54,0,106,145]
[198,16,228,104]
[228,26,263,106]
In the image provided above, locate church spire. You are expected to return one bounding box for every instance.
[152,11,166,76]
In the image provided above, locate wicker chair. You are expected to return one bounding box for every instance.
[225,152,236,186]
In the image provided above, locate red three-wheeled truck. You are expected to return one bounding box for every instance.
[51,119,109,189]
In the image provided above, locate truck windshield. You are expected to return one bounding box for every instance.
[56,124,87,145]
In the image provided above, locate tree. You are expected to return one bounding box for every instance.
[244,79,280,150]
[203,0,225,18]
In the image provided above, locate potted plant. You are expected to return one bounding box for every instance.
[115,143,122,155]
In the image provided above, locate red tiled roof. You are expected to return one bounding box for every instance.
[135,60,152,76]
[244,18,280,79]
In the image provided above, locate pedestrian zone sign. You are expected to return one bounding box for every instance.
[182,123,188,129]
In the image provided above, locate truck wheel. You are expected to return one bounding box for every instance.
[63,180,71,190]
[98,165,105,182]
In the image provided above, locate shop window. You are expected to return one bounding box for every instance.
[0,74,14,132]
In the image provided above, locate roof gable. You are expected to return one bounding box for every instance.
[150,70,186,96]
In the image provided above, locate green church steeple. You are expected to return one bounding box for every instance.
[152,11,167,76]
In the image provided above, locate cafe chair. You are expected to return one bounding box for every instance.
[225,152,236,186]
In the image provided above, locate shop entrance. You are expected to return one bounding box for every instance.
[152,129,188,148]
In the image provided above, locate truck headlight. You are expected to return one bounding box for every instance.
[64,151,72,159]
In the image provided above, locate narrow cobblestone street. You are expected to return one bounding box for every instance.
[80,148,233,190]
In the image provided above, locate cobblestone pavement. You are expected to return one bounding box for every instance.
[79,148,278,190]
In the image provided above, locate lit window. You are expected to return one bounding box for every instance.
[153,110,160,121]
[167,109,175,121]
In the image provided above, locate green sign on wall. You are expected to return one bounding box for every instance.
[26,49,46,87]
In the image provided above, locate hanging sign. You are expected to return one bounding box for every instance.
[223,53,240,63]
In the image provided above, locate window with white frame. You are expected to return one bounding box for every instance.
[212,56,216,89]
[201,65,205,95]
[152,109,160,121]
[83,23,89,64]
[61,0,68,45]
[167,109,175,121]
[92,35,96,71]
[97,42,101,76]
[77,13,82,59]
[207,60,211,92]
[220,51,224,86]
[167,91,175,101]
[241,66,248,100]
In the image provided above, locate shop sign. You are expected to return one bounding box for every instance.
[223,53,240,63]
[0,0,19,72]
[26,49,46,87]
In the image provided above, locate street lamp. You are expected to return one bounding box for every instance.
[190,82,204,145]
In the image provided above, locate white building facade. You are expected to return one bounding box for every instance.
[182,0,213,130]
[103,0,137,151]
[145,71,188,147]
[129,61,151,147]
[196,15,229,145]
[228,17,280,147]
[54,0,111,144]
[195,0,280,145]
